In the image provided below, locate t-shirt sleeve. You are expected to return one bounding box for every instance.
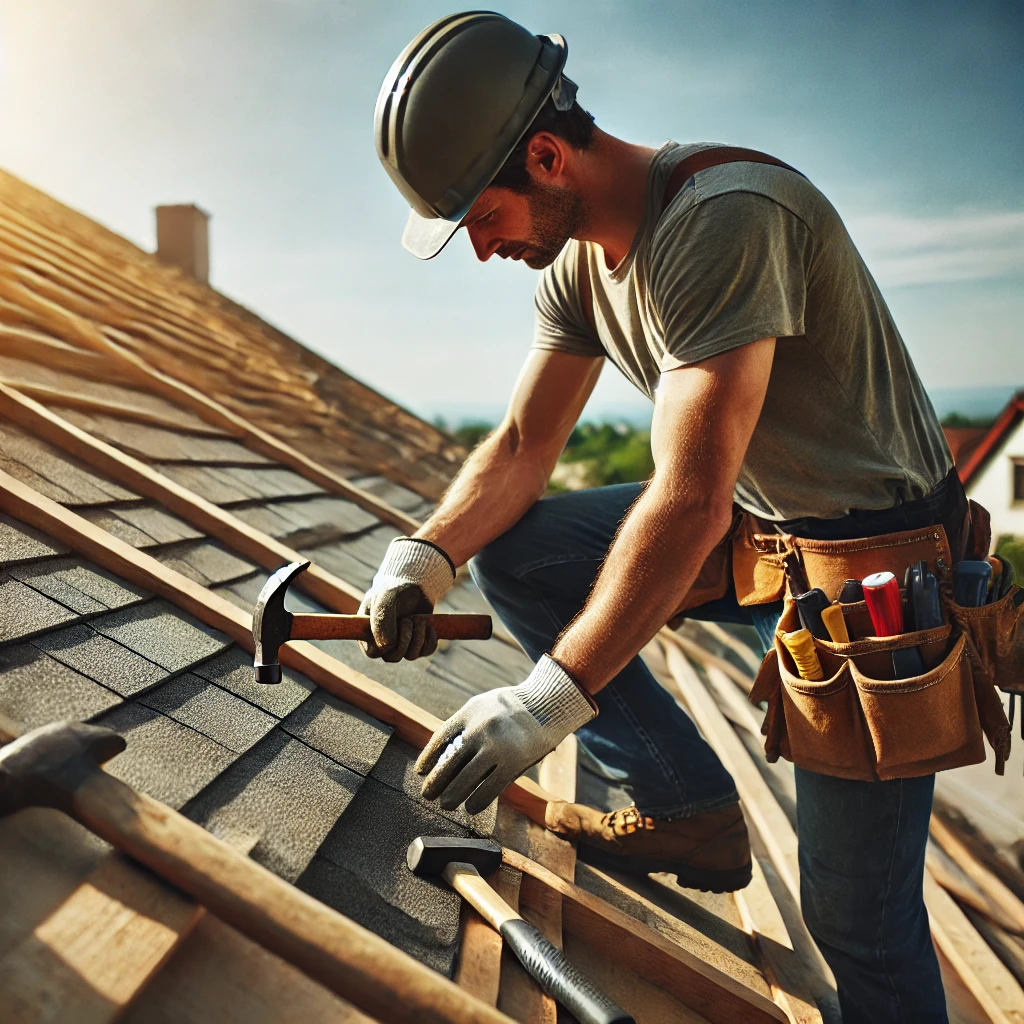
[650,191,811,371]
[532,243,605,359]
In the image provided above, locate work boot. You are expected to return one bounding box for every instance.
[545,800,752,892]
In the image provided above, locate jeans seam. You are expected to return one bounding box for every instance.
[515,554,604,579]
[878,780,907,1023]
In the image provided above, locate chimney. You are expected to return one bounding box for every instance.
[155,204,210,284]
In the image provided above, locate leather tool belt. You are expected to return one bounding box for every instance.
[672,490,1022,781]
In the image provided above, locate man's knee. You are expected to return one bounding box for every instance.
[469,495,564,589]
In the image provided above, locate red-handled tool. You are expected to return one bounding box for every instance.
[862,571,926,677]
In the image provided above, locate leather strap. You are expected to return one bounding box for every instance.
[663,146,804,207]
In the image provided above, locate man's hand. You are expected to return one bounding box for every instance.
[359,538,455,662]
[415,655,596,814]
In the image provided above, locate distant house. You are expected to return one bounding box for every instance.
[958,391,1024,542]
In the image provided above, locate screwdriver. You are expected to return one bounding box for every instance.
[862,571,926,678]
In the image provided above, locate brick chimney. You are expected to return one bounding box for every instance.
[155,204,210,284]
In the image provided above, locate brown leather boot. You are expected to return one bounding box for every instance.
[545,800,752,892]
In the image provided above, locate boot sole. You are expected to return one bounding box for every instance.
[577,843,753,893]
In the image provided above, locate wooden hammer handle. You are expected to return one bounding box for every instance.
[289,613,492,642]
[71,770,513,1024]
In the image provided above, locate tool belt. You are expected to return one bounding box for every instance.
[674,473,1023,780]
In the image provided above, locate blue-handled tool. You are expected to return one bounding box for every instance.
[953,560,993,607]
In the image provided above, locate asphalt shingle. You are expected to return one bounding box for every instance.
[190,646,314,719]
[185,728,363,881]
[9,558,149,614]
[140,674,277,754]
[0,572,79,645]
[89,600,231,673]
[0,514,69,565]
[280,689,392,776]
[32,623,167,697]
[97,703,236,809]
[0,643,122,731]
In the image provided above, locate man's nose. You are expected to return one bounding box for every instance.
[467,224,499,262]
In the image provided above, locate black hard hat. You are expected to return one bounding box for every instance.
[375,11,575,259]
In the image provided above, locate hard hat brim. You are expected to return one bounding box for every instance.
[402,208,463,260]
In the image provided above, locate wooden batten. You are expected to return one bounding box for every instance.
[503,847,787,1024]
[0,382,365,611]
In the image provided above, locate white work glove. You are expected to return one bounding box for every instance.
[359,537,455,662]
[416,655,597,815]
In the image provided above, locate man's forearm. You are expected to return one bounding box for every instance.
[415,426,554,567]
[552,480,733,693]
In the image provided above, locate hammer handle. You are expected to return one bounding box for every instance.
[289,613,492,642]
[446,865,633,1024]
[68,770,513,1024]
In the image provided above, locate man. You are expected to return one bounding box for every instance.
[365,12,957,1022]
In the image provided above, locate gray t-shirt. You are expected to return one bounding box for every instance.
[533,142,952,521]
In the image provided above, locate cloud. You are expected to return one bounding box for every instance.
[847,210,1024,287]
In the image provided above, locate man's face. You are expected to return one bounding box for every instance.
[464,180,584,269]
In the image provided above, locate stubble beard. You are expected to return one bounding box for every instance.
[521,182,585,270]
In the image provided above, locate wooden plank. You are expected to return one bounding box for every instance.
[0,854,202,1024]
[0,327,137,386]
[503,847,787,1024]
[925,872,1024,1024]
[669,630,757,694]
[500,735,579,1023]
[120,914,374,1024]
[0,379,228,437]
[931,813,1024,936]
[928,841,1024,937]
[0,382,364,611]
[734,856,825,1024]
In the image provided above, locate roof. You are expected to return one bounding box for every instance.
[943,425,988,468]
[0,167,1019,1024]
[959,390,1024,488]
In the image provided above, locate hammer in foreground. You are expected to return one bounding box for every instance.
[408,836,634,1024]
[0,721,513,1024]
[253,560,492,683]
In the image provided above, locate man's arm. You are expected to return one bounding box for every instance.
[414,337,776,813]
[417,349,603,566]
[553,336,776,691]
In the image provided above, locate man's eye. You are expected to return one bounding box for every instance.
[478,211,496,225]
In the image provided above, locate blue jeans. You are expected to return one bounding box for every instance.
[470,483,947,1023]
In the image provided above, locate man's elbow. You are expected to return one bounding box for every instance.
[653,481,735,547]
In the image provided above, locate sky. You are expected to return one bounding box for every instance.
[0,0,1021,425]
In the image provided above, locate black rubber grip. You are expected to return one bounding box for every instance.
[499,918,634,1024]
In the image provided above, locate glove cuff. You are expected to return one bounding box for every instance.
[372,537,456,606]
[515,655,597,736]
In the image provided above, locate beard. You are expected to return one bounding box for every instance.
[520,182,585,269]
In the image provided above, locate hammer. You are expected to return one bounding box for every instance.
[253,560,492,683]
[407,836,634,1024]
[0,720,513,1024]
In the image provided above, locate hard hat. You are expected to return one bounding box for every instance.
[375,11,575,259]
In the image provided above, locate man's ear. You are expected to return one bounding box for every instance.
[524,132,568,183]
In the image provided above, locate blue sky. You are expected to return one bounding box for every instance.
[1,1,1021,424]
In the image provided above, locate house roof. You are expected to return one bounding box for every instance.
[959,391,1024,488]
[0,170,814,1024]
[1,166,1017,1024]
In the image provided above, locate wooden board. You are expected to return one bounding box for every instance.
[503,847,787,1024]
[0,855,201,1024]
[925,872,1024,1024]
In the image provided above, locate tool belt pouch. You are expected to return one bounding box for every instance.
[948,585,1024,695]
[749,524,1012,779]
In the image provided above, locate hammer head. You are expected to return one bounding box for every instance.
[406,835,503,877]
[252,560,310,684]
[0,721,126,817]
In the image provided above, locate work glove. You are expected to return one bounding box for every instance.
[359,537,455,662]
[416,655,597,815]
